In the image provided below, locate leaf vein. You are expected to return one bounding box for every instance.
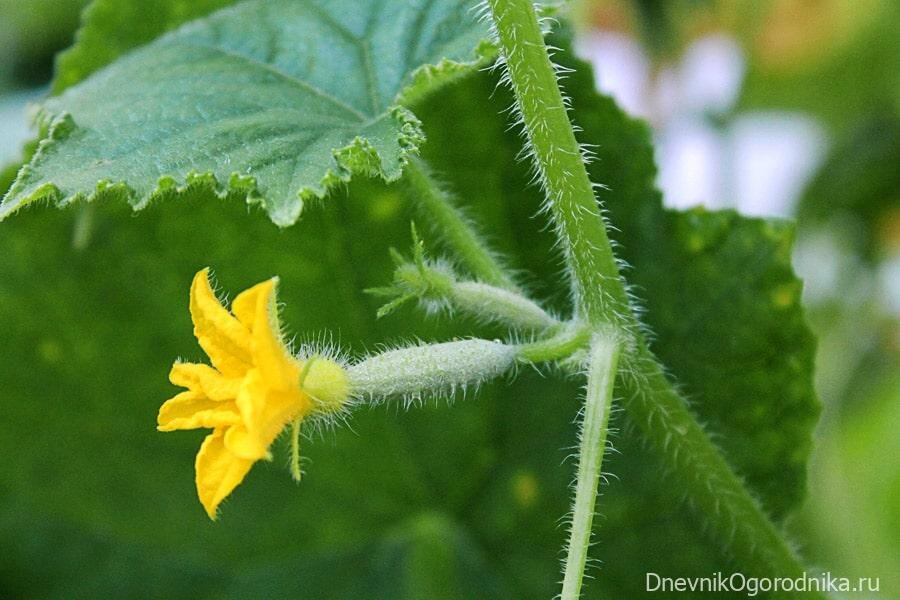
[177,41,371,121]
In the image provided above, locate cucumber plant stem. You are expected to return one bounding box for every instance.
[561,335,620,600]
[483,0,822,597]
[485,0,630,326]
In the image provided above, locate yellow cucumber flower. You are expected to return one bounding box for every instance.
[158,268,350,519]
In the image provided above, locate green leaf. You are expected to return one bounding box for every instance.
[797,113,900,263]
[2,0,232,197]
[0,29,818,600]
[1,0,492,226]
[52,0,239,94]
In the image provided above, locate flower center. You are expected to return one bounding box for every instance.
[299,357,351,413]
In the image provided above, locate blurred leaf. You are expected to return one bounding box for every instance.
[0,32,817,600]
[801,369,900,596]
[740,0,899,134]
[0,0,87,87]
[2,0,491,226]
[0,137,38,198]
[797,113,900,263]
[52,0,238,94]
[0,160,21,196]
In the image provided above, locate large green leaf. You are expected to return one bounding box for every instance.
[1,0,235,201]
[0,32,818,600]
[52,0,239,93]
[1,0,492,226]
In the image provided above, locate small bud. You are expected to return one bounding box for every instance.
[451,280,557,330]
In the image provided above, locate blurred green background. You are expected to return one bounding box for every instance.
[1,0,897,597]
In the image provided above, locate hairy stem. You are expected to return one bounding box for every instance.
[562,334,620,600]
[517,322,589,363]
[485,0,822,597]
[620,350,817,597]
[289,418,302,482]
[402,156,520,291]
[486,1,628,594]
[485,0,629,327]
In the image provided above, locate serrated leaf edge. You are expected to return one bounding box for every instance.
[1,38,496,228]
[0,103,428,227]
[397,38,498,106]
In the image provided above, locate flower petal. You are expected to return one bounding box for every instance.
[230,369,311,458]
[157,391,241,431]
[223,423,270,461]
[195,429,255,519]
[231,278,272,330]
[189,269,253,377]
[234,277,299,388]
[169,362,241,401]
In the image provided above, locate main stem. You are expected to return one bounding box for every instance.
[486,1,629,595]
[485,0,629,326]
[485,1,822,598]
[561,335,620,600]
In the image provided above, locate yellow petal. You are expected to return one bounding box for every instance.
[232,369,267,426]
[157,391,241,431]
[195,429,255,519]
[189,269,253,377]
[231,278,272,330]
[223,423,270,460]
[169,362,241,401]
[234,277,299,389]
[231,369,311,457]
